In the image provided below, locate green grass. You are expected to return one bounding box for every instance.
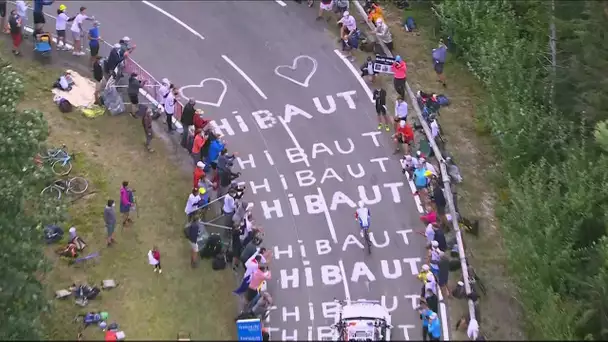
[338,1,526,340]
[1,44,237,340]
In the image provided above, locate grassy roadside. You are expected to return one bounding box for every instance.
[324,2,525,340]
[0,43,236,340]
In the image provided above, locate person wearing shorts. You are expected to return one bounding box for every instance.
[186,220,200,267]
[317,0,332,20]
[432,40,447,87]
[33,11,45,28]
[373,88,390,131]
[88,21,101,69]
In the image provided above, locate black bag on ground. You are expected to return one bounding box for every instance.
[211,253,227,270]
[58,98,73,113]
[200,233,222,258]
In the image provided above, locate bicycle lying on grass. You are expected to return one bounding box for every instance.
[35,145,74,176]
[41,176,89,200]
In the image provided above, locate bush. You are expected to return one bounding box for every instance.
[0,61,64,340]
[433,0,608,339]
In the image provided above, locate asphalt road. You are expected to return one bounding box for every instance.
[34,1,427,340]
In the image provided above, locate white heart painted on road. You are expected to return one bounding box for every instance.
[274,55,318,88]
[179,78,227,108]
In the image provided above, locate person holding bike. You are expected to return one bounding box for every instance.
[354,201,370,237]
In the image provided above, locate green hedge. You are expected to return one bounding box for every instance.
[432,1,608,340]
[0,61,66,339]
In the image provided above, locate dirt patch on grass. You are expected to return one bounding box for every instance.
[327,2,526,340]
[1,47,236,340]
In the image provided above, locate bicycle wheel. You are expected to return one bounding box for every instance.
[52,159,72,176]
[68,177,89,194]
[41,186,62,200]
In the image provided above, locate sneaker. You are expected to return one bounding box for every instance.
[158,269,162,274]
[72,51,79,56]
[154,268,157,272]
[385,125,390,132]
[377,124,382,130]
[78,51,86,56]
[360,230,364,237]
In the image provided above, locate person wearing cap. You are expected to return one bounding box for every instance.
[193,161,207,188]
[428,240,444,280]
[119,36,135,57]
[88,20,102,69]
[142,107,154,152]
[164,86,178,132]
[360,56,377,83]
[427,312,441,341]
[105,43,122,79]
[69,226,77,241]
[337,11,356,37]
[70,6,93,56]
[391,55,407,99]
[375,18,393,52]
[393,119,414,155]
[185,188,202,223]
[55,4,74,50]
[158,78,171,104]
[413,161,429,201]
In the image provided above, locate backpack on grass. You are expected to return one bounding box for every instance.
[211,253,227,270]
[404,16,416,32]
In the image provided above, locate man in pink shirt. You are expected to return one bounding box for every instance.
[391,55,407,99]
[246,264,271,303]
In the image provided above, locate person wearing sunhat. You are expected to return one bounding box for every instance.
[427,311,441,341]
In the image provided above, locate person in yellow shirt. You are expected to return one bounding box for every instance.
[368,4,384,26]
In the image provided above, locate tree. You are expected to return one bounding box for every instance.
[0,63,65,339]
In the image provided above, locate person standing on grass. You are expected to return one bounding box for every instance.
[148,245,162,273]
[93,56,104,101]
[119,181,133,227]
[104,199,117,246]
[127,73,145,117]
[391,55,407,99]
[186,220,199,267]
[431,178,447,227]
[432,39,448,88]
[438,253,450,298]
[55,4,74,51]
[316,0,332,21]
[164,86,178,133]
[70,6,93,56]
[222,188,237,227]
[191,130,206,163]
[375,18,393,52]
[8,9,23,55]
[334,0,348,16]
[88,21,102,69]
[180,98,196,148]
[185,188,202,223]
[142,107,154,152]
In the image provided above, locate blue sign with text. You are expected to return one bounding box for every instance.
[237,318,262,341]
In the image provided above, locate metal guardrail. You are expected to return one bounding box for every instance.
[350,0,477,340]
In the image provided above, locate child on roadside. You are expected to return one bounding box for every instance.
[148,245,161,273]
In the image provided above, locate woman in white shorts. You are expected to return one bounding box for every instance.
[317,0,333,20]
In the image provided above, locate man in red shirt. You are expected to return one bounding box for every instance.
[193,161,206,189]
[193,109,209,131]
[391,55,407,99]
[393,120,414,154]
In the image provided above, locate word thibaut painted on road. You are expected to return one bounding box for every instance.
[264,296,419,340]
[207,89,359,136]
[179,78,228,107]
[272,230,414,258]
[274,55,318,88]
[232,133,404,219]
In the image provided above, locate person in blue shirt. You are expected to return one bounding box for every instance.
[88,21,101,70]
[418,303,433,341]
[33,0,53,31]
[413,162,429,198]
[427,311,441,341]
